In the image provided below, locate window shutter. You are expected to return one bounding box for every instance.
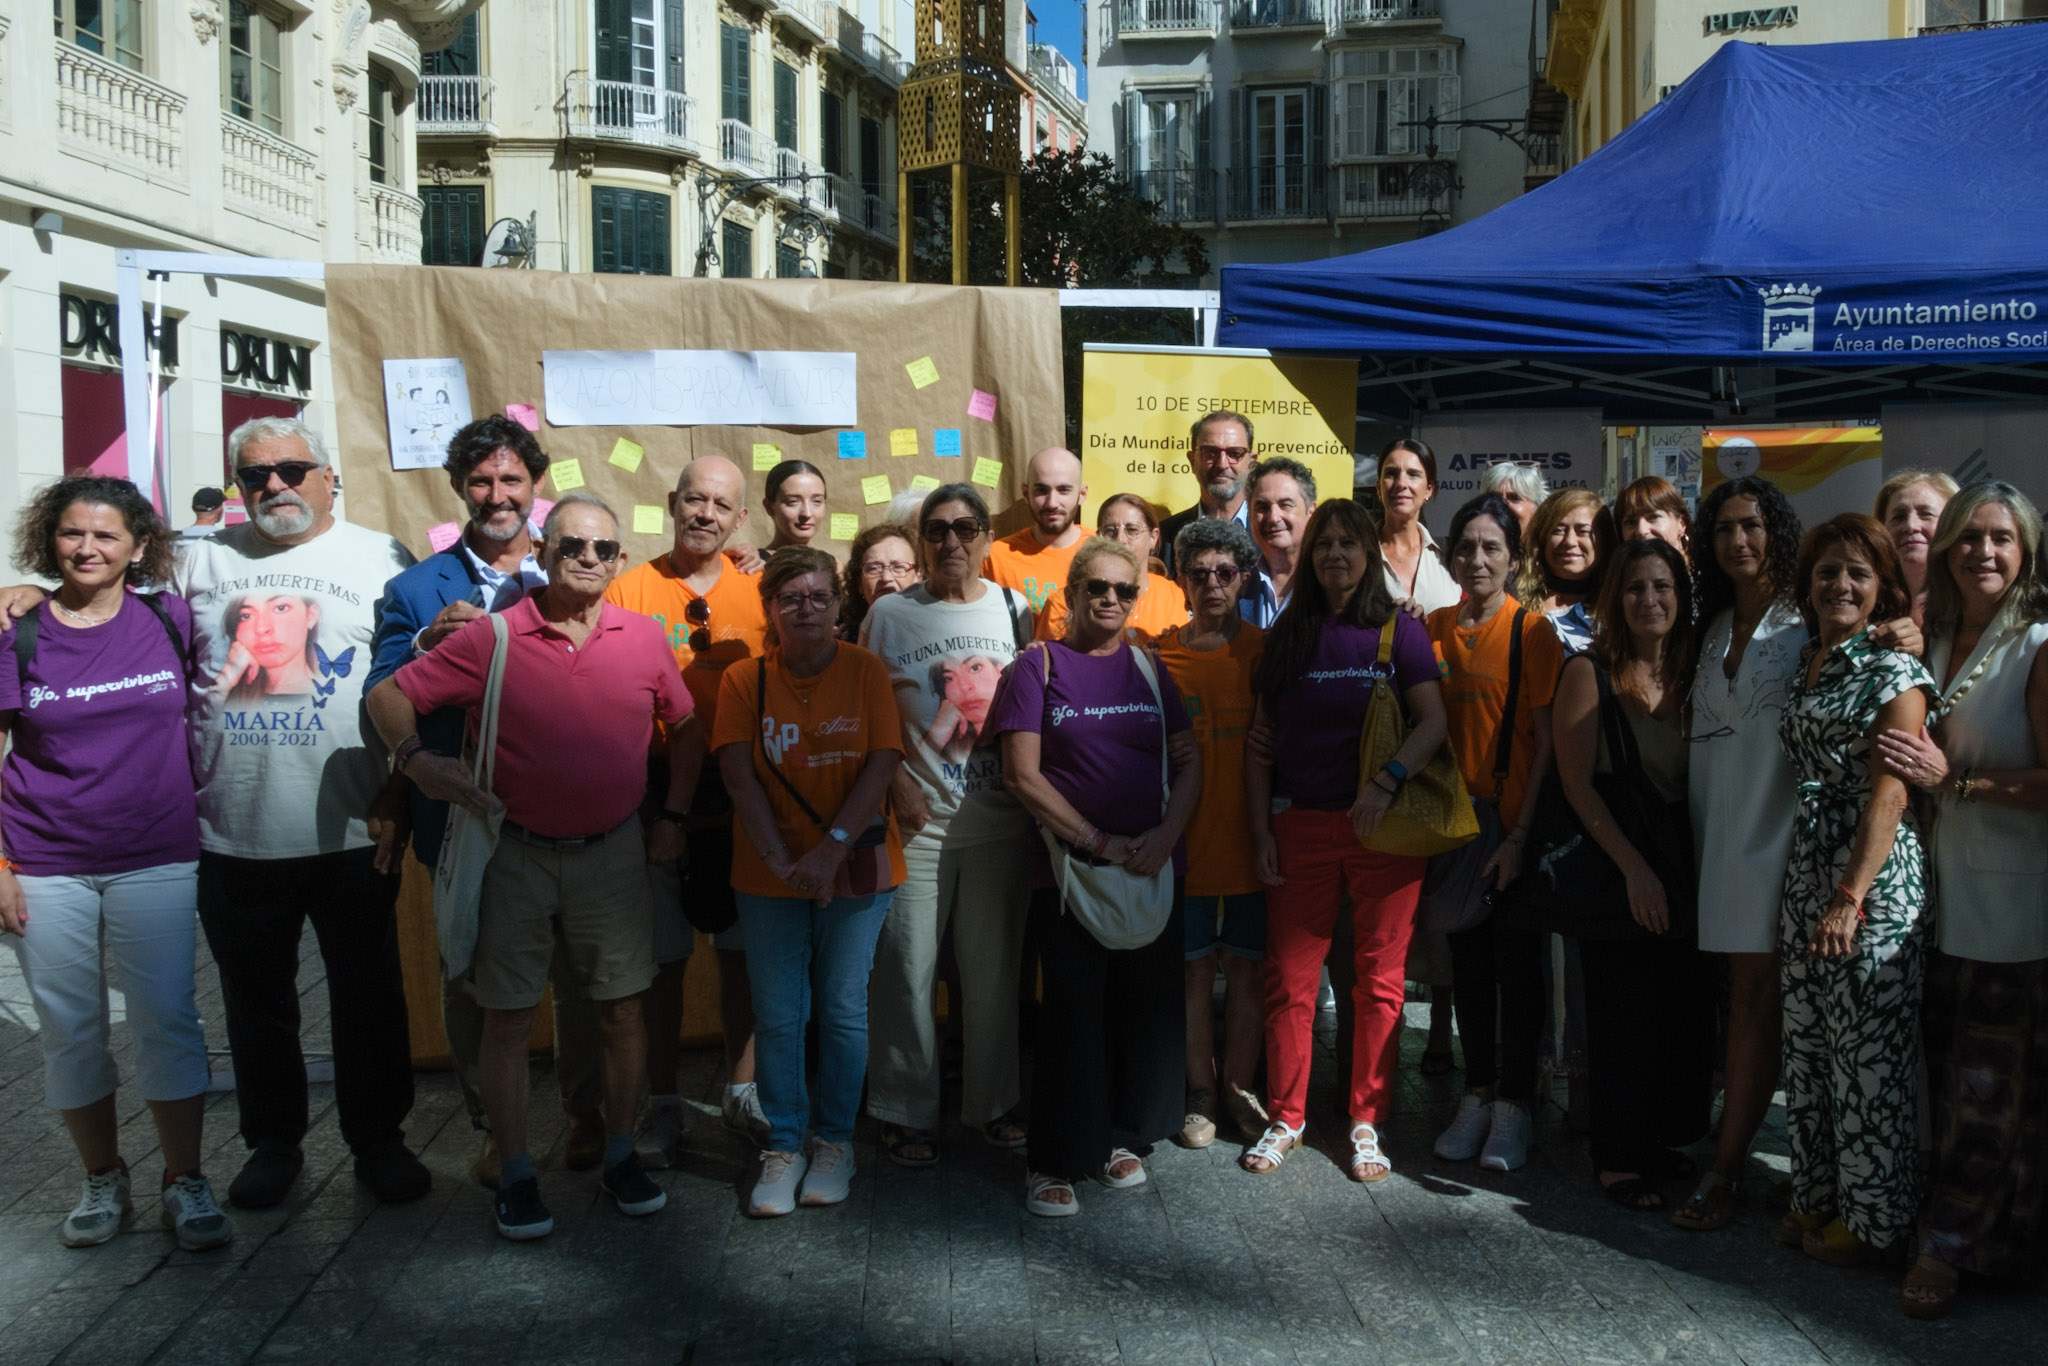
[665,3,685,92]
[860,117,881,195]
[1117,87,1137,169]
[644,194,671,275]
[1193,86,1211,174]
[596,0,631,84]
[1387,78,1411,155]
[593,187,619,272]
[775,60,799,149]
[821,91,844,174]
[721,23,751,123]
[1435,73,1461,153]
[1309,83,1327,179]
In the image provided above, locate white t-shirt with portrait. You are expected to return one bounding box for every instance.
[176,520,416,859]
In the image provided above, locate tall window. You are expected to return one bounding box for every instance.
[1333,47,1460,159]
[722,222,753,278]
[420,186,486,266]
[1123,89,1208,218]
[423,12,479,76]
[593,187,671,275]
[56,0,144,71]
[595,1,683,89]
[774,60,799,151]
[223,2,284,135]
[776,242,802,278]
[366,70,395,183]
[721,23,752,123]
[821,92,844,175]
[859,116,882,197]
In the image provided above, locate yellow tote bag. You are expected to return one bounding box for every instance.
[1356,613,1478,858]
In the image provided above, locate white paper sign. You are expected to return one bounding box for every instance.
[383,358,474,470]
[541,350,858,428]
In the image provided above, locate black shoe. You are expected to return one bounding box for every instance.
[600,1151,667,1217]
[228,1147,303,1209]
[494,1177,553,1241]
[354,1140,432,1203]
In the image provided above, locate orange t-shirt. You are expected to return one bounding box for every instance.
[1425,597,1564,820]
[1034,572,1190,646]
[983,526,1092,615]
[711,643,908,898]
[1157,622,1265,897]
[605,554,767,746]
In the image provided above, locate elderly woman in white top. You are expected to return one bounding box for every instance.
[1877,481,2048,1321]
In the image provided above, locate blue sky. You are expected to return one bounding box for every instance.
[1031,0,1089,97]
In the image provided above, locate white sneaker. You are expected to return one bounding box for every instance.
[722,1083,770,1147]
[1433,1093,1492,1162]
[748,1150,808,1218]
[1479,1099,1533,1172]
[799,1140,854,1207]
[160,1174,234,1251]
[61,1166,132,1248]
[636,1096,684,1171]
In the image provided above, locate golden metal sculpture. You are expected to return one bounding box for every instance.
[896,0,1023,285]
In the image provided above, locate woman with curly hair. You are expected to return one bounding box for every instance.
[0,477,232,1253]
[838,523,919,642]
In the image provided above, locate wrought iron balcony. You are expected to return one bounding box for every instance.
[564,76,702,156]
[774,0,834,44]
[1224,164,1327,221]
[720,118,771,174]
[417,75,496,136]
[1230,0,1325,30]
[1330,162,1445,220]
[862,32,905,84]
[1115,0,1220,38]
[1331,0,1441,26]
[1128,168,1217,224]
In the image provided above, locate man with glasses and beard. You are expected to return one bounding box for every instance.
[1157,411,1256,577]
[367,415,606,1190]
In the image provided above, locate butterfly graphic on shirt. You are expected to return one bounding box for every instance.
[309,644,356,709]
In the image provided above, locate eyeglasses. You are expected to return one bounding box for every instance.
[775,590,837,613]
[861,560,917,578]
[685,596,712,653]
[1183,564,1242,586]
[1196,445,1251,462]
[921,517,985,544]
[234,461,322,493]
[553,535,621,563]
[1083,578,1140,605]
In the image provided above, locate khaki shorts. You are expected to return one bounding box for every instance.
[470,817,656,1009]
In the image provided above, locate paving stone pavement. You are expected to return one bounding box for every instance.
[1,939,2042,1365]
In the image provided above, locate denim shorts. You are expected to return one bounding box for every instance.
[1183,891,1267,961]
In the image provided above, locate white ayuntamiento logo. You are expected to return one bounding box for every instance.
[1759,283,1822,352]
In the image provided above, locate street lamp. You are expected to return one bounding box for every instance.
[694,166,836,278]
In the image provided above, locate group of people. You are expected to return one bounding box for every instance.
[1,411,2040,1326]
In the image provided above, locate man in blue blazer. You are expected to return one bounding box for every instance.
[368,414,603,1187]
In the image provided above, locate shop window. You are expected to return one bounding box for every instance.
[421,185,487,266]
[593,186,671,275]
[55,0,144,72]
[223,1,285,135]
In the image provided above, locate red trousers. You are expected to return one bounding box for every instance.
[1262,807,1423,1129]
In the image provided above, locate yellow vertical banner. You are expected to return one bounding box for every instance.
[1080,347,1358,514]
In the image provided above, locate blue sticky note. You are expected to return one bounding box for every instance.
[838,431,867,459]
[934,428,962,457]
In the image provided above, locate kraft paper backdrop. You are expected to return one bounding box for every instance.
[326,266,1067,560]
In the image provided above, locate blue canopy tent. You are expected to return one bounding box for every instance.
[1216,25,2048,422]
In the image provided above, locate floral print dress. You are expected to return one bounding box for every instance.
[1776,631,1938,1249]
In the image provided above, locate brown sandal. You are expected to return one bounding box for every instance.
[1900,1256,1959,1321]
[1670,1172,1739,1232]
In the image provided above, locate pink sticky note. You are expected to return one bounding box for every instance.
[505,403,540,431]
[427,521,461,553]
[967,389,998,421]
[530,497,555,529]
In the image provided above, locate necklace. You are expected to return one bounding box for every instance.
[54,600,115,627]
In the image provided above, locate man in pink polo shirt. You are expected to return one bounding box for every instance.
[366,492,701,1242]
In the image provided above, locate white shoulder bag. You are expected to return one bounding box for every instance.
[1037,645,1175,951]
[432,612,509,980]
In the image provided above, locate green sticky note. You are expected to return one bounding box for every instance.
[909,474,940,493]
[861,474,892,505]
[829,513,860,541]
[752,443,781,471]
[888,427,919,457]
[550,458,586,491]
[608,438,644,473]
[906,356,940,389]
[632,504,664,534]
[971,457,1003,489]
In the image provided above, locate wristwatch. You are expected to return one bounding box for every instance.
[654,809,690,826]
[827,826,852,846]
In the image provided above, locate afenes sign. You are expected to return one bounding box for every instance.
[1748,280,2048,357]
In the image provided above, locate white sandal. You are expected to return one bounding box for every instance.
[1240,1121,1304,1174]
[1347,1121,1392,1183]
[1096,1146,1148,1189]
[1025,1171,1079,1218]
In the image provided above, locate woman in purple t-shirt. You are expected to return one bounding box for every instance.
[988,536,1201,1218]
[0,477,228,1253]
[1243,499,1450,1183]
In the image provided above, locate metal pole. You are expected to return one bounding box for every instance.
[897,170,911,281]
[951,163,968,287]
[114,252,151,497]
[1005,173,1020,288]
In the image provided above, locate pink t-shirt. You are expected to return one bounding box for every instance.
[1259,612,1441,811]
[394,597,693,837]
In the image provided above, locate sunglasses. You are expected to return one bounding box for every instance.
[1183,564,1242,586]
[1196,445,1251,462]
[553,535,621,563]
[774,590,837,613]
[1083,578,1140,605]
[921,517,986,544]
[685,596,712,652]
[234,461,322,493]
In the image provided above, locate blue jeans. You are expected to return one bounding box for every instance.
[735,889,894,1152]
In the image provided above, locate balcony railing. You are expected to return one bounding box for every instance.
[1920,15,2048,33]
[1115,0,1219,36]
[720,118,770,173]
[1332,0,1440,24]
[54,43,184,177]
[774,0,834,44]
[1330,162,1443,219]
[1225,164,1327,221]
[859,191,896,240]
[1129,168,1216,224]
[774,146,836,211]
[360,183,425,263]
[565,76,702,156]
[417,74,496,135]
[1230,0,1325,28]
[862,32,905,83]
[222,118,320,234]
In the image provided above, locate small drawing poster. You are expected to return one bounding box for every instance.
[382,358,473,470]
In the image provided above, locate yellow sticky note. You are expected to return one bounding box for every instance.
[632,504,664,534]
[551,458,585,491]
[829,513,860,541]
[609,438,644,473]
[888,428,919,457]
[906,356,940,389]
[971,457,1003,489]
[861,474,892,505]
[909,475,940,493]
[751,443,781,471]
